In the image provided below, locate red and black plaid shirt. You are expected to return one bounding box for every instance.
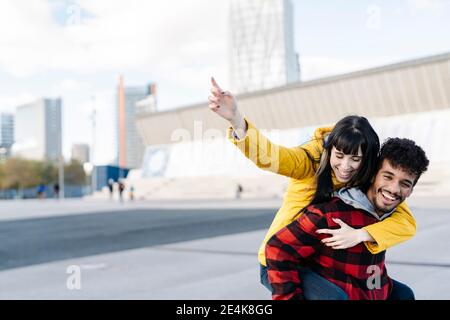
[265,197,393,300]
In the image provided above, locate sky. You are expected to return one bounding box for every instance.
[0,0,449,164]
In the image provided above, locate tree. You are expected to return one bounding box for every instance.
[40,160,58,185]
[0,157,87,191]
[1,158,41,190]
[64,159,86,185]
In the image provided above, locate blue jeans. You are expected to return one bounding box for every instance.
[260,264,348,300]
[388,279,415,300]
[261,264,414,300]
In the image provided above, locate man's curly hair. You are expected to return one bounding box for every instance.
[378,138,429,185]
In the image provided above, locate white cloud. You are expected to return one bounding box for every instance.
[407,0,450,10]
[0,0,229,77]
[49,78,85,95]
[60,78,83,91]
[0,0,231,164]
[0,93,38,112]
[0,1,60,77]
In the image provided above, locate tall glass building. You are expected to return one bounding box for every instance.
[13,98,62,161]
[229,0,300,93]
[116,77,154,169]
[0,113,14,160]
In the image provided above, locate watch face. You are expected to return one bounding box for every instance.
[143,147,170,177]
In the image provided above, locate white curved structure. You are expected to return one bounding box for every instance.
[128,53,450,200]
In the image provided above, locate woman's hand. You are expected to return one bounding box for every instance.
[208,77,237,121]
[316,218,375,250]
[208,77,246,137]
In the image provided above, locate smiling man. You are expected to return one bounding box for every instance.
[265,138,429,300]
[367,148,416,213]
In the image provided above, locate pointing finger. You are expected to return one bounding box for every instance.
[211,77,223,92]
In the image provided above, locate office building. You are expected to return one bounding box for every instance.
[229,0,300,93]
[14,98,62,161]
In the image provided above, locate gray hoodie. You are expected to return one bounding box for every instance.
[334,187,394,221]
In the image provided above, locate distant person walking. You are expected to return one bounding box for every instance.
[118,180,125,202]
[37,184,46,199]
[129,185,135,201]
[236,183,243,199]
[107,179,114,200]
[53,183,60,199]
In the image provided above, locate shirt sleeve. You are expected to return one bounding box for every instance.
[265,208,327,300]
[227,118,328,180]
[363,201,416,254]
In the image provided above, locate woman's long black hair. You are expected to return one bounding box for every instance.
[303,115,380,206]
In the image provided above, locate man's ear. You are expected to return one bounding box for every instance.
[408,176,419,196]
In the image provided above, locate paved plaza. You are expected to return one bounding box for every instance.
[0,197,449,299]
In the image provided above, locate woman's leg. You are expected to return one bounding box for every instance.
[387,279,415,300]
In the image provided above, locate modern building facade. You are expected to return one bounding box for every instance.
[130,52,450,200]
[13,98,62,161]
[0,113,14,160]
[229,0,300,93]
[71,143,90,164]
[136,52,450,147]
[117,76,156,169]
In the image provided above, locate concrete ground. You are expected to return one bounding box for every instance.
[0,196,449,300]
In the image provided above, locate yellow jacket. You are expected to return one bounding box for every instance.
[227,118,416,266]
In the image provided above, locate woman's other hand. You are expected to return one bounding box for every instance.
[316,218,375,250]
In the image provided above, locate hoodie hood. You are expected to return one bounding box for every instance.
[334,187,394,221]
[313,126,333,141]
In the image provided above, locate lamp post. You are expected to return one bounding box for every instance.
[58,154,65,199]
[90,96,97,194]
